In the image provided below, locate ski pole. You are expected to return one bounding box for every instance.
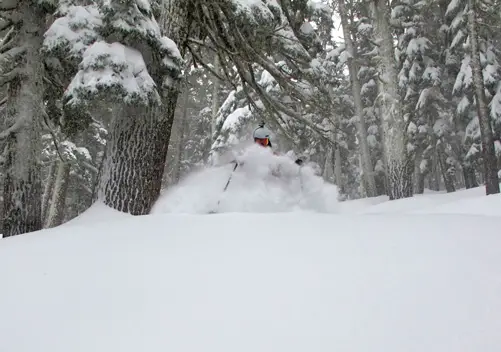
[222,161,239,192]
[209,161,239,213]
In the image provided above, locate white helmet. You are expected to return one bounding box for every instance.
[253,124,271,139]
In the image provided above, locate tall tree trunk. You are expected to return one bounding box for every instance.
[2,3,44,236]
[338,0,377,197]
[322,147,334,183]
[463,163,478,188]
[46,161,71,228]
[437,144,455,193]
[467,0,500,195]
[211,53,221,138]
[147,0,190,199]
[334,143,344,194]
[172,87,189,184]
[92,149,106,203]
[98,0,188,214]
[429,149,441,191]
[42,160,57,225]
[98,105,160,214]
[371,0,412,200]
[414,156,427,194]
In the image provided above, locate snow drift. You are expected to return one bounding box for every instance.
[153,144,339,214]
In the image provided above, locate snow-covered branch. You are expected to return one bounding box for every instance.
[65,41,159,106]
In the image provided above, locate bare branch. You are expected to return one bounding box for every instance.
[0,115,24,140]
[41,108,68,163]
[0,45,25,63]
[0,16,10,31]
[70,172,93,194]
[82,160,98,174]
[186,44,227,82]
[0,67,20,86]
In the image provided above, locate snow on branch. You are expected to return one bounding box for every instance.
[100,0,183,84]
[43,5,102,59]
[230,0,281,26]
[65,41,159,106]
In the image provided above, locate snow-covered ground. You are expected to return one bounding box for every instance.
[1,147,501,351]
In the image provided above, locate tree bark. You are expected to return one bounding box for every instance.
[322,147,334,183]
[414,156,427,194]
[2,2,44,236]
[463,163,478,188]
[98,105,160,214]
[211,53,221,138]
[437,144,456,193]
[42,160,57,225]
[467,0,500,194]
[430,149,441,191]
[338,0,377,197]
[172,87,190,184]
[371,0,412,200]
[46,161,71,228]
[334,142,344,194]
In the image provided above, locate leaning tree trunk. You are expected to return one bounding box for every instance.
[371,0,412,200]
[46,161,71,228]
[146,0,190,200]
[1,2,44,236]
[467,0,500,195]
[338,0,377,197]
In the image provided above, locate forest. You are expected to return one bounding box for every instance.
[0,0,500,237]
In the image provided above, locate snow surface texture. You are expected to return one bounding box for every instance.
[1,194,501,351]
[153,145,339,214]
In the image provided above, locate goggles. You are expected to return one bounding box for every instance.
[254,137,269,147]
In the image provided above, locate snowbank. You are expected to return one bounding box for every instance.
[336,186,501,216]
[153,145,339,214]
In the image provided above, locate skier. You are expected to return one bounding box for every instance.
[253,123,303,165]
[209,123,303,213]
[253,123,273,148]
